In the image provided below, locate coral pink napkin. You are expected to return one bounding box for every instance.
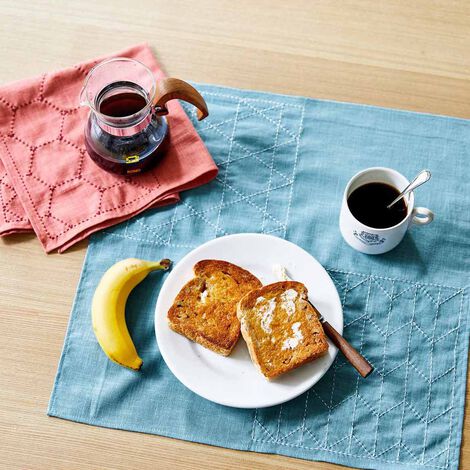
[0,44,217,252]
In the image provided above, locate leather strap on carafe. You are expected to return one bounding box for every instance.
[154,78,209,121]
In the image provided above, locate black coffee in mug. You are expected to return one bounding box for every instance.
[347,182,407,229]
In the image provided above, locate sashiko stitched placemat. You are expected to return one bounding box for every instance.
[48,84,469,470]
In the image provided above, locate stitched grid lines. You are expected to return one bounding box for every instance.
[422,288,442,462]
[324,273,349,447]
[166,203,178,247]
[88,90,467,470]
[216,138,296,170]
[113,93,304,248]
[373,281,395,456]
[261,105,284,232]
[131,179,292,239]
[213,177,287,229]
[300,390,310,445]
[200,116,291,181]
[327,268,461,291]
[251,270,466,469]
[202,91,304,110]
[283,101,305,238]
[348,276,371,453]
[214,99,240,237]
[444,289,464,469]
[196,102,284,133]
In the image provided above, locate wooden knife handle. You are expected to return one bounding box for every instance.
[321,320,373,378]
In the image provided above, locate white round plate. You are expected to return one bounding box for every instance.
[155,233,343,408]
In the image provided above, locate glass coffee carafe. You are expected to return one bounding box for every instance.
[79,58,208,175]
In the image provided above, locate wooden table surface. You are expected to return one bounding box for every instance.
[0,1,468,469]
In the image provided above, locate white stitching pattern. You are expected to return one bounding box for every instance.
[251,269,466,470]
[422,288,442,462]
[348,276,371,453]
[373,280,394,455]
[214,99,240,237]
[202,91,304,110]
[444,287,464,469]
[104,92,305,249]
[261,105,284,232]
[283,101,305,238]
[94,90,466,470]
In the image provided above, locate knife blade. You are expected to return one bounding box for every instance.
[273,265,373,378]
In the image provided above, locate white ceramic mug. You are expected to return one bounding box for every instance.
[339,167,434,255]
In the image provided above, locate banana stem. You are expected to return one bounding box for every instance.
[148,258,172,271]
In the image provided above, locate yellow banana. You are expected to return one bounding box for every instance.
[92,258,171,370]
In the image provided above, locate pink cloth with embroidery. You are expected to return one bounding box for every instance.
[0,44,217,252]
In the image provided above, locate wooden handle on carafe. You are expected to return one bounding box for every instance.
[154,78,209,121]
[321,320,373,378]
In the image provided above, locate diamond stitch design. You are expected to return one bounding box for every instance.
[34,81,468,470]
[115,92,305,247]
[92,91,308,269]
[252,272,464,469]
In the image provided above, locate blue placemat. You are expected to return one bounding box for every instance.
[48,84,469,470]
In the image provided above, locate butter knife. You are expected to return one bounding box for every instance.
[273,265,373,378]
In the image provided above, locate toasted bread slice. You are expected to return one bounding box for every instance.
[237,281,329,379]
[167,260,262,356]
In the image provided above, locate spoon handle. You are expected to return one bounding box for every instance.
[387,169,431,209]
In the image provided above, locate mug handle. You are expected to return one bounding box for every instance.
[154,78,209,121]
[411,207,434,225]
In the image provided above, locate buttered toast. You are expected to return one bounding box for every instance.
[237,281,329,379]
[167,260,262,356]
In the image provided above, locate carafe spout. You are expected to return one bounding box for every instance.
[79,85,90,108]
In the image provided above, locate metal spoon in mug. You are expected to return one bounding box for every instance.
[387,169,431,209]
